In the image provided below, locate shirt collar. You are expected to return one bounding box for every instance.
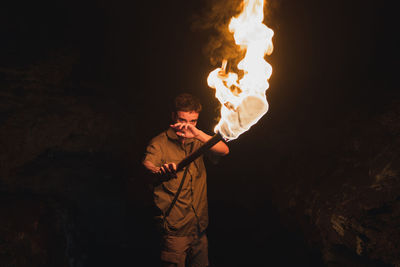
[166,127,195,144]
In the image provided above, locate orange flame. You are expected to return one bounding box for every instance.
[207,0,274,141]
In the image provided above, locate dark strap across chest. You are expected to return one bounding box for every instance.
[164,142,194,219]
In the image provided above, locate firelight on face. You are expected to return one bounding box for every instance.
[174,111,199,126]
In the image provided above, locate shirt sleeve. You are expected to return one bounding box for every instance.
[143,139,163,167]
[205,149,220,165]
[194,138,220,165]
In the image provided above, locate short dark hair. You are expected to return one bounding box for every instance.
[173,93,202,113]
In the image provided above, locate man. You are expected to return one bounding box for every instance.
[142,93,229,267]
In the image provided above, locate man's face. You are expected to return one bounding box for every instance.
[173,111,199,127]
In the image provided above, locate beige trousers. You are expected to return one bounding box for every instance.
[161,232,209,267]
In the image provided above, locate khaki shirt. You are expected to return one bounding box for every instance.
[143,128,209,236]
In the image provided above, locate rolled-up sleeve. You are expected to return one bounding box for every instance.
[143,139,163,167]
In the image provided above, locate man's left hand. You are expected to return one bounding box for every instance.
[170,123,201,139]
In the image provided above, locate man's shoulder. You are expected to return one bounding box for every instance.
[148,130,168,145]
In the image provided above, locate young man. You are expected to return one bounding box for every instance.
[142,93,229,267]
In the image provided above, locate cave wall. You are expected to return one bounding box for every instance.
[265,97,400,266]
[0,56,149,266]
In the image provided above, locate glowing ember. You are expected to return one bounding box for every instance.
[207,0,274,141]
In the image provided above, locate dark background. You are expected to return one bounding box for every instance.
[1,0,398,266]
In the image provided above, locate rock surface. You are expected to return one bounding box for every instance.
[0,56,142,267]
[267,97,400,266]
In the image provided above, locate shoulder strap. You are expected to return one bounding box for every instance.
[164,142,194,219]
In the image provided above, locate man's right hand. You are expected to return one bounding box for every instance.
[158,162,177,179]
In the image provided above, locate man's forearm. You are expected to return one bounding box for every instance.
[195,131,229,155]
[143,160,160,174]
[142,160,162,184]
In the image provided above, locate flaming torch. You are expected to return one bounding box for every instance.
[177,0,274,171]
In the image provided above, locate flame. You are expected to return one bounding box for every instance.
[207,0,274,141]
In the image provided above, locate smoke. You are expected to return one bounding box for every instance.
[191,0,278,69]
[191,0,243,68]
